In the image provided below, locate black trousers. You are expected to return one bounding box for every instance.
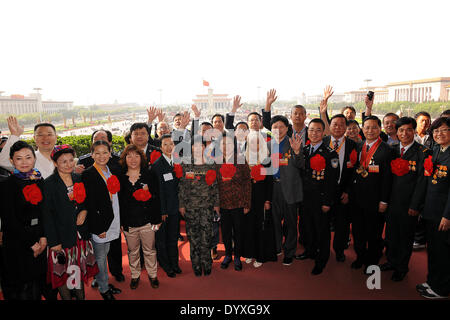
[271,182,298,259]
[302,190,331,268]
[385,208,418,273]
[156,214,180,273]
[332,199,351,255]
[298,202,305,246]
[425,219,450,296]
[107,234,123,277]
[352,203,385,266]
[220,208,244,258]
[414,214,427,245]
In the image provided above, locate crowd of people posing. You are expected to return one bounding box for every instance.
[0,87,449,300]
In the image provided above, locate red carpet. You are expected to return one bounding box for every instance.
[0,220,429,300]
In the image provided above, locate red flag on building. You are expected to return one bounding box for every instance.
[203,80,209,87]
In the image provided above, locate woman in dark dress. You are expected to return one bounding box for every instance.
[42,145,98,300]
[242,131,277,268]
[0,141,47,300]
[118,144,162,290]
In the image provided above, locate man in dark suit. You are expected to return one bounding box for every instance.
[268,115,305,265]
[351,115,393,274]
[296,119,339,275]
[380,117,430,281]
[321,115,358,263]
[75,129,124,283]
[130,123,161,165]
[152,135,182,278]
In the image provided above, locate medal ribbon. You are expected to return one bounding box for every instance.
[360,137,382,169]
[329,137,345,154]
[93,163,112,199]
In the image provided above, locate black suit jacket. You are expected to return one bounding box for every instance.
[423,146,450,222]
[351,140,394,209]
[81,165,120,236]
[388,142,430,214]
[152,156,180,216]
[322,136,358,195]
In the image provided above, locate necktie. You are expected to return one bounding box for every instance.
[400,147,405,157]
[366,144,370,152]
[333,139,339,151]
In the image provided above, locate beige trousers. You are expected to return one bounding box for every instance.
[123,223,157,279]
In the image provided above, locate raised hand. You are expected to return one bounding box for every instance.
[289,134,302,155]
[266,89,277,110]
[147,106,157,123]
[365,94,374,111]
[7,116,24,137]
[180,111,191,129]
[231,95,243,113]
[191,104,201,118]
[156,108,166,122]
[323,85,334,101]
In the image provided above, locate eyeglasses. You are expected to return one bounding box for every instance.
[433,128,450,134]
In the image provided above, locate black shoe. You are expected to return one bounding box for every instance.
[211,247,219,260]
[282,257,293,266]
[149,277,159,289]
[173,266,182,274]
[311,265,323,275]
[234,258,242,271]
[221,255,232,269]
[113,273,125,282]
[194,269,202,277]
[91,279,98,288]
[391,271,407,282]
[100,289,116,300]
[108,284,122,294]
[416,282,431,293]
[336,252,346,262]
[295,251,315,260]
[203,269,211,276]
[130,277,140,290]
[166,271,176,278]
[351,259,363,269]
[379,262,395,272]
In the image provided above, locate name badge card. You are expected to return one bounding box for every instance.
[163,173,174,181]
[186,172,194,179]
[368,165,379,173]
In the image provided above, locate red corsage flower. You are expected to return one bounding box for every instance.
[265,136,272,142]
[23,184,43,205]
[73,182,86,204]
[251,164,266,181]
[173,164,183,178]
[424,155,434,176]
[205,170,217,186]
[106,175,120,194]
[150,150,162,164]
[305,140,311,146]
[220,164,236,180]
[349,149,357,166]
[391,158,410,176]
[133,188,152,201]
[310,154,326,171]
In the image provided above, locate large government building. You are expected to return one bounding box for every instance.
[0,91,73,115]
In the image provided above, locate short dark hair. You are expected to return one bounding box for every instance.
[341,106,356,114]
[395,117,417,130]
[130,123,151,135]
[90,140,111,153]
[247,112,262,121]
[414,111,431,120]
[91,129,113,143]
[347,119,360,128]
[123,131,131,145]
[200,121,213,128]
[52,147,75,162]
[211,114,224,123]
[363,115,382,127]
[308,118,325,130]
[120,144,147,170]
[10,140,36,160]
[159,134,173,143]
[383,113,400,122]
[173,113,182,120]
[330,114,348,126]
[235,121,249,130]
[270,115,289,128]
[34,123,56,134]
[291,105,306,114]
[440,109,450,117]
[430,117,450,133]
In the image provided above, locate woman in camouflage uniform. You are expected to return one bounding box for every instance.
[178,139,220,276]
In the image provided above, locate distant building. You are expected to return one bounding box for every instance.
[387,77,450,102]
[344,86,388,104]
[0,92,72,115]
[306,93,345,104]
[192,88,232,114]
